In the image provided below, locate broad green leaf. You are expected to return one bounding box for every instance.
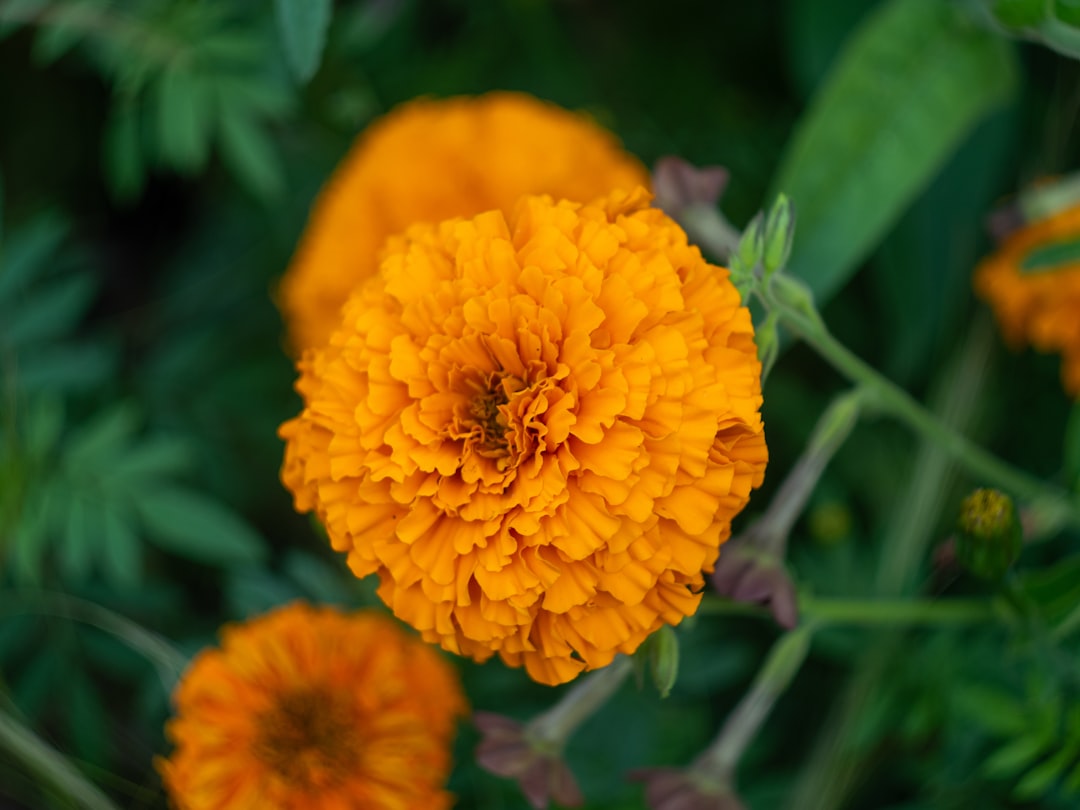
[274,0,333,81]
[0,215,67,304]
[2,272,96,346]
[217,107,284,199]
[100,504,142,589]
[771,0,1017,303]
[156,68,212,172]
[136,487,266,565]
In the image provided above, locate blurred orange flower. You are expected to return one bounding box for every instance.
[975,204,1080,395]
[280,188,768,685]
[157,602,466,810]
[278,92,649,351]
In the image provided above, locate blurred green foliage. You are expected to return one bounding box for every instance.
[0,0,1079,808]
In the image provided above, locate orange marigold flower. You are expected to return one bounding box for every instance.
[157,602,466,810]
[278,92,649,351]
[974,203,1080,395]
[279,188,768,686]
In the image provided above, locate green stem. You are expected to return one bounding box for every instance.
[765,289,1080,531]
[0,693,122,810]
[526,656,632,750]
[698,594,998,627]
[747,388,864,557]
[694,627,812,782]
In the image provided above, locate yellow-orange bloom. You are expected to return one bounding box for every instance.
[280,188,768,685]
[278,92,650,351]
[975,204,1080,395]
[157,603,466,810]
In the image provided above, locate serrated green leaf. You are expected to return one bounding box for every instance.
[64,405,139,475]
[100,504,142,589]
[31,0,98,65]
[955,684,1028,735]
[136,487,266,566]
[22,396,64,460]
[101,436,192,487]
[10,490,48,585]
[217,107,284,199]
[2,272,96,346]
[15,341,115,391]
[274,0,332,81]
[103,102,145,202]
[0,215,68,304]
[983,733,1055,779]
[59,493,94,584]
[772,0,1017,304]
[156,67,212,172]
[1013,746,1073,800]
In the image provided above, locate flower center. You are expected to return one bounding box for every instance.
[468,376,513,458]
[252,687,360,789]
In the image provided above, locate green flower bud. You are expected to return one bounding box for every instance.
[755,311,780,382]
[992,0,1047,29]
[648,625,680,699]
[769,272,821,325]
[762,193,796,279]
[955,489,1023,580]
[728,214,763,300]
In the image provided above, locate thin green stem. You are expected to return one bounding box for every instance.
[0,693,122,810]
[526,656,632,750]
[698,594,999,627]
[765,289,1080,530]
[747,388,864,557]
[695,627,812,781]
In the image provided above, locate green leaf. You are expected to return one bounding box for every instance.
[23,396,64,460]
[771,0,1017,304]
[14,342,115,391]
[13,643,63,723]
[1021,236,1080,273]
[64,405,139,474]
[136,487,266,566]
[1013,747,1072,799]
[101,436,192,486]
[983,733,1055,779]
[156,68,212,172]
[216,107,284,199]
[59,493,94,584]
[274,0,333,81]
[954,684,1028,735]
[1016,555,1080,630]
[103,102,145,202]
[0,215,67,304]
[100,504,142,589]
[2,272,96,346]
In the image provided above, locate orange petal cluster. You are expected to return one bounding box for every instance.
[278,92,649,351]
[975,204,1080,395]
[158,603,466,810]
[280,188,768,685]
